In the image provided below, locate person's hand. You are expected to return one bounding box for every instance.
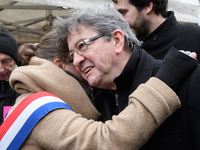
[179,50,197,59]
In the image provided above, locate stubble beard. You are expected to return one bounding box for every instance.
[131,11,151,39]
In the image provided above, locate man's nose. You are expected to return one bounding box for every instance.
[0,63,5,72]
[73,52,85,67]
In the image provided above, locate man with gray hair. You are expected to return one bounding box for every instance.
[56,6,199,150]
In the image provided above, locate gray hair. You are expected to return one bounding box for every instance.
[56,6,141,51]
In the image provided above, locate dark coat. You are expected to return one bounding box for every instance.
[114,46,200,150]
[0,80,19,125]
[140,11,200,60]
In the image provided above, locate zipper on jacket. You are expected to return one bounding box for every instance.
[115,93,118,107]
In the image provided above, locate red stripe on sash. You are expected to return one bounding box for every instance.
[0,91,59,140]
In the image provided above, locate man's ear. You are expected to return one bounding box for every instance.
[54,58,64,69]
[112,29,124,54]
[145,2,153,14]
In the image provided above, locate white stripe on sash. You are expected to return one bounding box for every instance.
[0,96,65,149]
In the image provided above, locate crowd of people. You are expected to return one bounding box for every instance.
[1,0,200,149]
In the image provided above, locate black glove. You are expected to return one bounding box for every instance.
[155,47,198,90]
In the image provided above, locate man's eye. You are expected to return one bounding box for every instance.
[2,59,11,64]
[118,10,127,16]
[77,42,86,51]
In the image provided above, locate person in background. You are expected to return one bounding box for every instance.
[112,0,200,60]
[1,29,182,150]
[56,6,199,150]
[0,29,20,125]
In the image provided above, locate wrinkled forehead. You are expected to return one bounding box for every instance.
[67,25,98,48]
[68,24,96,37]
[0,53,12,60]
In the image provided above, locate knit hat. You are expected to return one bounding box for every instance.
[0,29,20,66]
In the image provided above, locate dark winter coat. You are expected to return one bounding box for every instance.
[140,11,200,60]
[115,46,200,150]
[0,80,19,125]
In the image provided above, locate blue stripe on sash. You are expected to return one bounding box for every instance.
[7,102,73,150]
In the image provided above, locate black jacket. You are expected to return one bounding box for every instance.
[116,46,200,150]
[95,45,200,149]
[140,11,200,60]
[0,80,19,125]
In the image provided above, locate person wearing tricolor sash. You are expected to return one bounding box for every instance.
[0,28,197,149]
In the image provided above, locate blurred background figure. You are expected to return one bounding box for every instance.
[0,29,20,125]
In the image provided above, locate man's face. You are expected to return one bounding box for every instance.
[0,53,16,80]
[67,25,117,90]
[113,0,150,38]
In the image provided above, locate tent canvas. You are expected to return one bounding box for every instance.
[14,0,113,8]
[0,0,199,43]
[168,0,199,24]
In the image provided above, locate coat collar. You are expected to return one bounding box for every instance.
[139,11,177,42]
[114,45,159,92]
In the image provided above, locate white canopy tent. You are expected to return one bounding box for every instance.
[0,0,199,43]
[168,0,199,24]
[15,0,112,9]
[0,0,112,43]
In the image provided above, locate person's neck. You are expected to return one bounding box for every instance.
[148,14,166,34]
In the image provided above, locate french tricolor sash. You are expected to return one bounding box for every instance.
[0,91,73,150]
